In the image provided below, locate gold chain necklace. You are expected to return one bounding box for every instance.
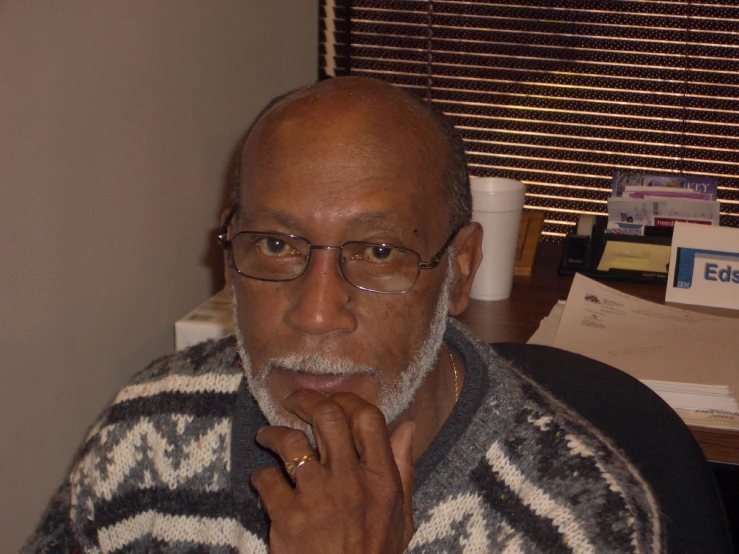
[449,349,459,401]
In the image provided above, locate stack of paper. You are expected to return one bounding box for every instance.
[607,171,720,234]
[530,274,739,413]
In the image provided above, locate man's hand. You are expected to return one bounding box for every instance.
[251,390,415,554]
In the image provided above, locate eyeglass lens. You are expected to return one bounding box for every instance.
[229,232,421,293]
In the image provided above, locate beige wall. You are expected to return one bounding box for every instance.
[0,2,317,550]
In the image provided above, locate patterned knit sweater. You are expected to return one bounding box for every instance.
[21,319,664,553]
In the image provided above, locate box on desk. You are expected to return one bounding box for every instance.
[174,290,234,350]
[559,215,673,284]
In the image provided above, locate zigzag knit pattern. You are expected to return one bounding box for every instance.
[21,320,664,553]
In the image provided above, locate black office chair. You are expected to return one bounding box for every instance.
[492,342,733,554]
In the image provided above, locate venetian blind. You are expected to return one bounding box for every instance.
[319,0,739,240]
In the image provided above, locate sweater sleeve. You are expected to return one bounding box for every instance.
[18,471,100,554]
[19,338,244,553]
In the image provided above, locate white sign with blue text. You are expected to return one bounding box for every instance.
[667,222,739,311]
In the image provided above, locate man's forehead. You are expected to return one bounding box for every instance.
[237,176,428,241]
[243,78,443,163]
[234,78,450,237]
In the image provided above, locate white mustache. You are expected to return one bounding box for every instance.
[265,352,381,380]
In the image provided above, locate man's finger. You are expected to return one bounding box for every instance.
[278,389,328,453]
[282,389,356,468]
[389,421,415,543]
[255,426,315,461]
[251,466,295,515]
[255,426,322,483]
[329,392,395,470]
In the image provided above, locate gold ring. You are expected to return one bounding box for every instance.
[284,454,317,480]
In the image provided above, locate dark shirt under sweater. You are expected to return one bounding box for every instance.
[21,319,664,553]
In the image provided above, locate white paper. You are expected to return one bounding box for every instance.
[527,300,566,345]
[607,197,720,226]
[624,186,713,201]
[674,408,739,431]
[551,274,739,410]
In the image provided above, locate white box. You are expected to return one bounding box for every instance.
[174,290,234,350]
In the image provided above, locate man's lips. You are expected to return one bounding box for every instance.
[272,368,371,395]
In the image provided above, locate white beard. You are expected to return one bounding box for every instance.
[232,253,454,442]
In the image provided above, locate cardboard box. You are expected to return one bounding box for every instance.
[174,290,234,350]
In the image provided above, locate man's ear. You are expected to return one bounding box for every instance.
[447,222,483,316]
[220,207,233,294]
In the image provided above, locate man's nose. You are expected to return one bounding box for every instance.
[283,248,358,335]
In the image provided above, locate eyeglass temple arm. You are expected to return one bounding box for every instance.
[419,225,463,269]
[218,204,240,247]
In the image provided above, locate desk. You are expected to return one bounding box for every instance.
[456,241,739,464]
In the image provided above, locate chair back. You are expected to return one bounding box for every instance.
[493,342,733,554]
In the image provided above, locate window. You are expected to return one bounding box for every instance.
[320,0,739,240]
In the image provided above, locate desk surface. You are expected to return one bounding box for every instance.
[456,242,739,464]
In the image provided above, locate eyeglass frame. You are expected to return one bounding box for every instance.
[217,204,463,294]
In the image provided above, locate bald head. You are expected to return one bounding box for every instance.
[233,77,471,232]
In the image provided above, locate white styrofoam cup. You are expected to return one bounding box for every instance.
[469,177,526,301]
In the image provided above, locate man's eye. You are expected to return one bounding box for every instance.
[257,237,294,257]
[364,245,397,263]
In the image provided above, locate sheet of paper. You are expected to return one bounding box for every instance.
[656,390,738,412]
[527,300,565,345]
[674,408,739,431]
[611,171,717,200]
[596,241,671,273]
[624,186,713,201]
[607,197,720,226]
[551,274,739,393]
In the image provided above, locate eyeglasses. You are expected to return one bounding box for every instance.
[218,206,460,294]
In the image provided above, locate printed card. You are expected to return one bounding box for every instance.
[667,223,739,311]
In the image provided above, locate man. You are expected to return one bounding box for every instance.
[22,77,663,553]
